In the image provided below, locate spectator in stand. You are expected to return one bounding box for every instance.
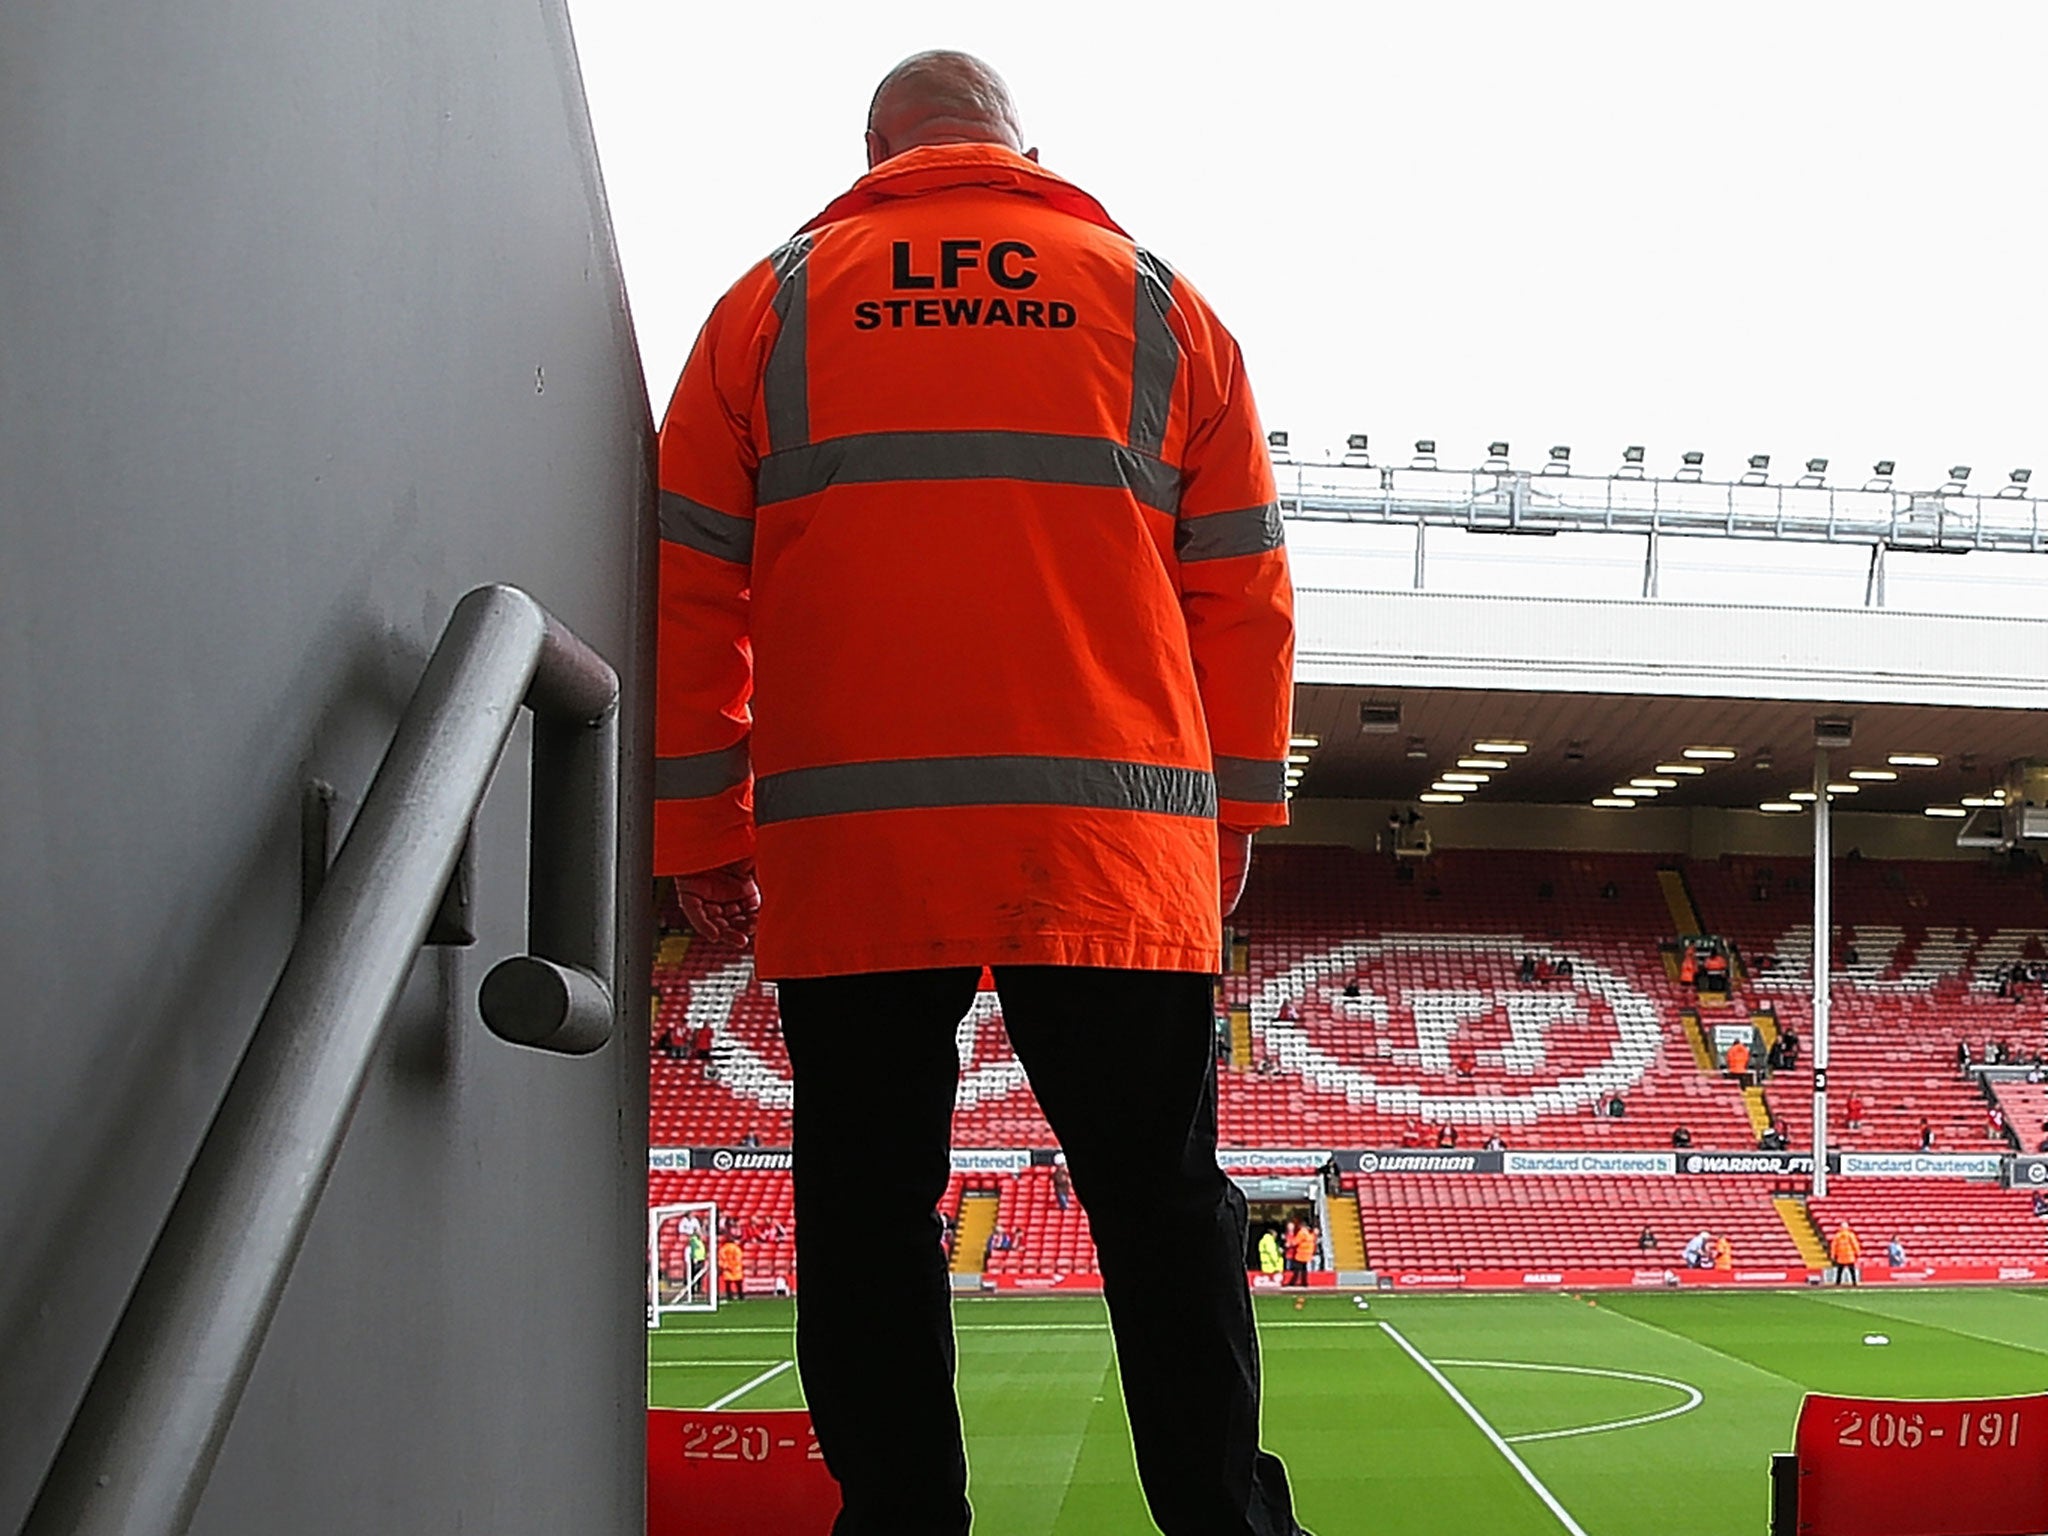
[1887,1236,1906,1267]
[1845,1093,1865,1131]
[1778,1025,1800,1069]
[1671,1125,1692,1148]
[2034,1192,2048,1217]
[1701,948,1730,995]
[1277,997,1300,1022]
[1555,957,1574,981]
[1533,957,1554,985]
[1919,1119,1936,1152]
[1400,1121,1425,1148]
[1484,1132,1505,1152]
[1257,1228,1283,1280]
[1682,1230,1711,1268]
[739,1129,762,1148]
[1758,1122,1789,1152]
[1518,954,1536,984]
[1679,944,1698,987]
[1436,1123,1459,1148]
[1828,1223,1862,1285]
[1605,1093,1627,1119]
[1989,1105,2010,1144]
[691,1022,714,1062]
[655,1016,685,1060]
[1639,1226,1658,1253]
[1050,1154,1073,1211]
[1283,1218,1316,1287]
[1958,1039,1974,1072]
[718,1234,746,1302]
[1452,1044,1477,1079]
[1713,1235,1733,1272]
[1600,880,1620,901]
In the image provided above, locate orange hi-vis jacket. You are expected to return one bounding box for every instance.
[1830,1226,1861,1265]
[654,144,1294,979]
[1286,1225,1316,1264]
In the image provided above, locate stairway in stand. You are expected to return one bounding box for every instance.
[950,1190,1000,1276]
[1325,1190,1368,1271]
[1774,1196,1828,1270]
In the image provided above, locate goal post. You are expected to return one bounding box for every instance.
[649,1201,718,1326]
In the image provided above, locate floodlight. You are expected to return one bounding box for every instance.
[1544,445,1571,475]
[1740,453,1771,486]
[1488,441,1510,459]
[1624,445,1646,464]
[1677,450,1705,482]
[1411,439,1438,468]
[1346,433,1370,453]
[1267,430,1289,449]
[1796,457,1828,488]
[2000,467,2031,498]
[1865,460,1896,491]
[1405,737,1430,760]
[1943,465,1972,493]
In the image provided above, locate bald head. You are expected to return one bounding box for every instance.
[865,51,1036,169]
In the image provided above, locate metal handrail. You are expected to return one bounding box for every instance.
[26,584,621,1536]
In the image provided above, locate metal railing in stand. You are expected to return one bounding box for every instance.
[26,584,621,1536]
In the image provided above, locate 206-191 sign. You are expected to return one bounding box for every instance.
[1835,1404,2025,1451]
[1791,1393,2048,1536]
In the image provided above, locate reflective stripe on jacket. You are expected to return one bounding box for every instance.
[655,144,1293,978]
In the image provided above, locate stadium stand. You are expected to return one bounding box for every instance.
[1806,1181,2048,1268]
[1221,846,1759,1150]
[1347,1174,1808,1272]
[1688,854,2048,1153]
[649,847,2048,1292]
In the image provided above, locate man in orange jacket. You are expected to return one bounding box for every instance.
[655,50,1300,1536]
[1829,1222,1862,1285]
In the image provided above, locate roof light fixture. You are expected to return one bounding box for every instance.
[1788,791,1818,803]
[1632,777,1679,789]
[1925,806,1967,818]
[1888,754,1941,768]
[1458,758,1510,770]
[1847,769,1897,781]
[1683,747,1738,760]
[1289,735,1320,749]
[1473,741,1530,755]
[2001,467,2032,497]
[1655,763,1707,776]
[1419,792,1465,804]
[1286,753,1312,765]
[1865,460,1896,491]
[1677,450,1706,483]
[1617,445,1646,479]
[1612,786,1658,798]
[1442,772,1491,784]
[1592,797,1637,809]
[1759,802,1803,813]
[1344,433,1370,457]
[1825,782,1860,794]
[1962,796,2001,808]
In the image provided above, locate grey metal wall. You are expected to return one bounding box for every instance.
[0,0,653,1530]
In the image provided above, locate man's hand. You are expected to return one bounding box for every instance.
[676,860,760,948]
[1219,827,1253,918]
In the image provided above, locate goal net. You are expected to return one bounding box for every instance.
[648,1201,718,1325]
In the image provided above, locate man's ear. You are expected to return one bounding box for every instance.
[865,129,891,170]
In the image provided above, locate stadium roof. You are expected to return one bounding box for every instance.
[1289,684,2048,815]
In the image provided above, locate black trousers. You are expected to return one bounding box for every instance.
[778,965,1301,1536]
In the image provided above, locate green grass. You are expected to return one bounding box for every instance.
[651,1288,2048,1534]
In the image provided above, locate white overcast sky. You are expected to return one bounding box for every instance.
[570,1,2048,494]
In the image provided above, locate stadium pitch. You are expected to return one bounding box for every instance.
[650,1288,2048,1534]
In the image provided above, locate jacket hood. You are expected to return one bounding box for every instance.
[799,143,1129,238]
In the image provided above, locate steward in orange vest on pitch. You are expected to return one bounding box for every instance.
[1828,1222,1862,1285]
[653,98,1293,979]
[717,1237,745,1300]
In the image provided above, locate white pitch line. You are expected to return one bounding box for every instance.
[648,1358,787,1368]
[673,1319,1383,1338]
[1381,1324,1590,1536]
[703,1359,793,1410]
[1433,1359,1704,1443]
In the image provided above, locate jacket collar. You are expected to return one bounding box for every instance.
[800,144,1128,237]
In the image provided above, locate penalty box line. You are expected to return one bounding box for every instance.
[1379,1323,1590,1536]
